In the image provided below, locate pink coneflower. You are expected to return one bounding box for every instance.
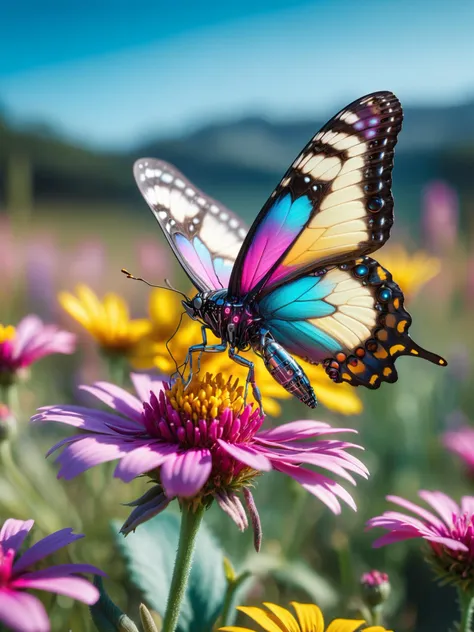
[443,426,474,474]
[0,518,103,632]
[32,372,368,549]
[366,491,474,588]
[0,315,75,385]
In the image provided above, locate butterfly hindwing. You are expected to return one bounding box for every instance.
[134,159,248,292]
[258,258,447,389]
[228,91,403,298]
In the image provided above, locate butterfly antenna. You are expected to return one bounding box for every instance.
[121,269,189,301]
[166,310,187,380]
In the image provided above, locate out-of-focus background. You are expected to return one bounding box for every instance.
[1,1,473,630]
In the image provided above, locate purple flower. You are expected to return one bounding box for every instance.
[360,570,391,607]
[0,518,104,632]
[366,491,474,588]
[32,373,368,548]
[443,426,474,474]
[0,315,75,385]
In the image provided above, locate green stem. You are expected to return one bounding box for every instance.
[371,605,382,626]
[458,589,474,632]
[162,503,205,632]
[220,571,252,627]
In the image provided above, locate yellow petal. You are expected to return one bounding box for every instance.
[263,603,301,632]
[290,602,325,632]
[237,605,289,632]
[103,293,130,325]
[149,288,185,335]
[326,619,366,632]
[58,292,93,329]
[219,628,255,632]
[75,285,104,319]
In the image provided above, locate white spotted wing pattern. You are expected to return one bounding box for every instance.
[134,159,248,292]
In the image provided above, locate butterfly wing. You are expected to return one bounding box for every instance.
[228,91,403,298]
[258,258,447,389]
[134,159,248,292]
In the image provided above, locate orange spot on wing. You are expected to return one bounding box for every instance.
[342,372,352,381]
[385,314,397,328]
[393,298,400,309]
[376,329,388,341]
[397,319,408,333]
[369,374,379,386]
[383,367,393,376]
[390,344,405,355]
[374,345,388,359]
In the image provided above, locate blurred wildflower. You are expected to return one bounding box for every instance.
[0,518,104,632]
[422,180,459,254]
[132,288,363,416]
[360,570,391,608]
[58,285,151,355]
[69,239,106,287]
[0,316,75,388]
[136,237,170,281]
[376,245,440,300]
[443,426,474,474]
[219,601,392,632]
[25,235,58,319]
[367,491,474,590]
[33,372,367,549]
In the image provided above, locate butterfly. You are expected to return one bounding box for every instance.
[133,91,447,411]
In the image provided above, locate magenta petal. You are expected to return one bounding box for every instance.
[217,440,272,472]
[54,436,137,480]
[418,490,460,525]
[13,529,83,575]
[385,495,444,528]
[12,576,99,604]
[17,564,106,580]
[113,443,177,482]
[80,382,143,423]
[0,519,35,556]
[160,449,212,498]
[130,372,164,402]
[0,590,50,632]
[257,420,332,441]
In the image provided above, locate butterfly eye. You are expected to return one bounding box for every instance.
[193,296,203,310]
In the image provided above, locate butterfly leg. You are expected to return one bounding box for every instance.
[228,348,263,414]
[184,326,227,387]
[260,336,317,408]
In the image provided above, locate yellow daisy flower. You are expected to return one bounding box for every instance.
[131,289,362,417]
[219,601,392,632]
[58,285,151,354]
[376,245,440,299]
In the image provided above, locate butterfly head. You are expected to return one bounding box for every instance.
[182,295,205,322]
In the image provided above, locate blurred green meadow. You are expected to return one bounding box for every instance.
[1,91,473,631]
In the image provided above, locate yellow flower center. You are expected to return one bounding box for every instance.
[166,372,245,422]
[0,325,15,344]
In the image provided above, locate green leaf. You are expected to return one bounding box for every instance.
[112,512,227,632]
[90,576,140,632]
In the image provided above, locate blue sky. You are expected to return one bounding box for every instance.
[1,0,473,148]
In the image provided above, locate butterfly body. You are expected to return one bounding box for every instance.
[134,91,447,412]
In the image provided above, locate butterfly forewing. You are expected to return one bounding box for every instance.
[228,91,403,299]
[134,159,248,292]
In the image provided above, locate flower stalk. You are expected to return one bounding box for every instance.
[162,502,205,632]
[458,589,474,632]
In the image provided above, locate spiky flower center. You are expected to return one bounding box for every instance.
[167,373,245,422]
[141,373,264,491]
[0,545,14,586]
[0,325,15,345]
[429,512,474,587]
[142,372,263,450]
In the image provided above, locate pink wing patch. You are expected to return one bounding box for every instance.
[175,234,232,290]
[239,194,312,294]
